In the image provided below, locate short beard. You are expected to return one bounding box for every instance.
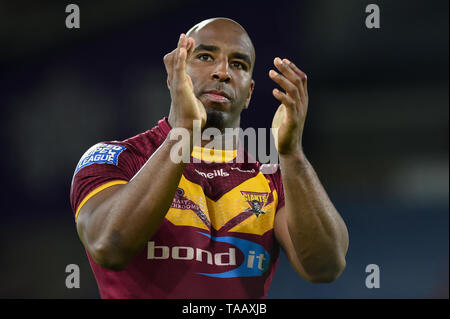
[204,109,226,132]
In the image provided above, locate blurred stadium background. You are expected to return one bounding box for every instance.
[0,0,448,298]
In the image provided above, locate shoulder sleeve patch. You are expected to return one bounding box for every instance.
[74,143,126,174]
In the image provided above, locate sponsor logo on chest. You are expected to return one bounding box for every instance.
[147,232,270,278]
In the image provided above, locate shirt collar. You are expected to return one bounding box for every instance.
[158,117,242,163]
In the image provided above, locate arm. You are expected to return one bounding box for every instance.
[76,34,205,271]
[277,153,348,282]
[76,138,189,271]
[270,57,348,282]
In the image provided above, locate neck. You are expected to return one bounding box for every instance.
[167,111,241,150]
[199,131,239,150]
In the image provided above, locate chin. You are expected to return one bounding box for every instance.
[205,109,227,131]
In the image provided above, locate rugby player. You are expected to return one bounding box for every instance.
[70,17,349,298]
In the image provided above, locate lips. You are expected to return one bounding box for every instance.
[202,90,232,103]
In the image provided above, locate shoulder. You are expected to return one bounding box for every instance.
[72,133,147,180]
[259,163,282,188]
[74,142,128,174]
[73,119,168,175]
[259,163,280,175]
[121,120,170,158]
[259,163,284,208]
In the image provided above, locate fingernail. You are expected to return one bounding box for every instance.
[283,58,290,64]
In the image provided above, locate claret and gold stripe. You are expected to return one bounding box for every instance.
[191,146,237,163]
[75,180,128,221]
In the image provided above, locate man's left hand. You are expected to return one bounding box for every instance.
[269,58,308,156]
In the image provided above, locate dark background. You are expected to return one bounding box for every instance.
[0,0,448,298]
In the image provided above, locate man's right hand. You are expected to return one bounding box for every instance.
[164,33,206,131]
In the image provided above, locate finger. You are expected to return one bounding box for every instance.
[186,36,193,52]
[283,59,308,98]
[304,74,308,99]
[164,33,186,87]
[186,37,195,59]
[272,88,296,111]
[272,89,297,122]
[174,34,189,86]
[186,74,194,90]
[274,58,305,101]
[269,69,300,101]
[164,52,177,88]
[174,49,187,86]
[177,33,186,48]
[179,33,190,54]
[274,58,303,91]
[282,58,306,79]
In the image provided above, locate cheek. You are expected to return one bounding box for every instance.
[237,79,252,99]
[186,64,194,77]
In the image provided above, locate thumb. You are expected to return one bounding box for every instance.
[185,74,194,90]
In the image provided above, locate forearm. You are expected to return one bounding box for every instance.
[93,134,191,265]
[279,151,348,280]
[84,33,205,270]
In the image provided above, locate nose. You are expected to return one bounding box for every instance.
[211,59,231,82]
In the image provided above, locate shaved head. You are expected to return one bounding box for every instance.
[187,17,247,36]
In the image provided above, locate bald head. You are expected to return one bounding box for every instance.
[187,18,247,37]
[186,18,255,69]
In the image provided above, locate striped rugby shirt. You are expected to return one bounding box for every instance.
[70,117,285,298]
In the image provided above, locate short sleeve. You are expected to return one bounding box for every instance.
[260,164,285,212]
[70,142,140,221]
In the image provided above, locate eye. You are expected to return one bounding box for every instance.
[231,61,247,70]
[198,54,213,62]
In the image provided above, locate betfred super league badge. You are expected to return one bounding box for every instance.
[74,143,126,174]
[240,191,269,217]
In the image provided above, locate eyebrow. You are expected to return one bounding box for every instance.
[193,44,252,69]
[193,44,219,54]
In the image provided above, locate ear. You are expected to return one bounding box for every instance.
[243,80,255,109]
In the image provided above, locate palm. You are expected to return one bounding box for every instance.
[185,74,207,127]
[271,103,300,155]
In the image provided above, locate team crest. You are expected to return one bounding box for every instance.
[240,191,269,217]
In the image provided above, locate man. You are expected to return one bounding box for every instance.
[70,17,349,298]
